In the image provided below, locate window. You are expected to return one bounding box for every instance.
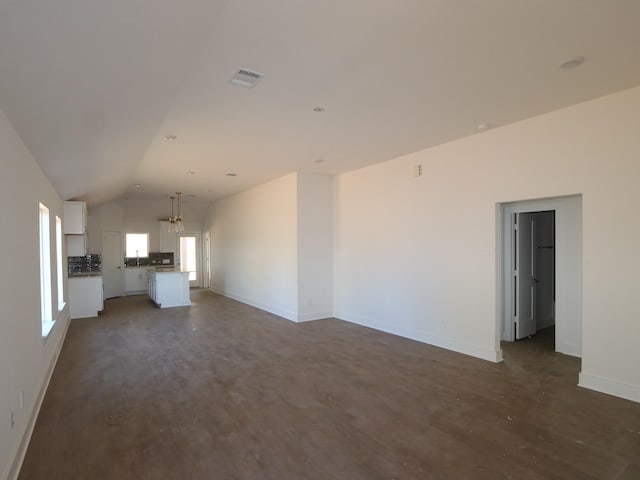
[39,203,54,337]
[126,233,149,257]
[55,216,65,310]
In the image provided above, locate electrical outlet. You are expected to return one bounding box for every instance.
[10,411,14,430]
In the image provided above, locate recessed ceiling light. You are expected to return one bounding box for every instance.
[559,56,584,70]
[230,68,263,88]
[187,194,197,198]
[186,171,196,176]
[477,123,491,132]
[134,183,142,188]
[225,173,238,177]
[313,107,325,112]
[163,134,177,141]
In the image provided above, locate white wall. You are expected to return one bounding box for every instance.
[297,173,333,321]
[211,174,299,320]
[0,109,69,479]
[87,202,125,254]
[210,172,334,322]
[88,198,207,255]
[335,86,640,402]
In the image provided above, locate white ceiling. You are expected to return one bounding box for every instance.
[1,0,639,207]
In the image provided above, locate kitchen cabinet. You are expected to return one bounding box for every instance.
[66,233,87,256]
[159,221,177,253]
[124,267,149,294]
[64,201,88,256]
[63,201,87,234]
[148,270,190,308]
[69,276,103,319]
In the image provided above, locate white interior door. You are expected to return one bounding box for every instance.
[178,233,201,287]
[515,213,537,339]
[102,230,123,299]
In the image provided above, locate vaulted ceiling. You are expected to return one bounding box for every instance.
[1,0,639,207]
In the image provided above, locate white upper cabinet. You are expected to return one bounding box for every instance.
[66,235,87,256]
[63,201,87,234]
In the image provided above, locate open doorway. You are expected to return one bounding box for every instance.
[178,232,202,288]
[102,230,123,299]
[511,210,555,348]
[499,195,582,358]
[203,232,211,289]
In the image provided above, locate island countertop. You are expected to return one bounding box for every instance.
[151,267,181,273]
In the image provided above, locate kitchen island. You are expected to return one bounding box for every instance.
[147,269,190,308]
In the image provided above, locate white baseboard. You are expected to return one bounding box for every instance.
[208,289,333,323]
[295,311,333,323]
[208,292,501,361]
[210,288,298,322]
[5,316,71,480]
[336,311,502,363]
[578,372,640,404]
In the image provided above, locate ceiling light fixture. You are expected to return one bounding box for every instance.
[167,192,185,232]
[163,134,177,141]
[134,183,142,188]
[476,123,491,132]
[313,158,324,164]
[186,171,196,176]
[559,56,584,70]
[313,107,325,112]
[225,173,238,177]
[230,68,264,88]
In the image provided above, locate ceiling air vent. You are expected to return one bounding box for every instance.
[230,68,263,88]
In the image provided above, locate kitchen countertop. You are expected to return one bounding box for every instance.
[125,264,175,269]
[151,267,183,273]
[124,266,179,272]
[69,272,103,278]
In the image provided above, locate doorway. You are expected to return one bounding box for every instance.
[102,230,123,299]
[178,232,201,288]
[499,195,582,357]
[203,232,211,289]
[512,210,555,340]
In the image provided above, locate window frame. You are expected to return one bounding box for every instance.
[125,232,150,258]
[55,216,65,311]
[39,203,55,338]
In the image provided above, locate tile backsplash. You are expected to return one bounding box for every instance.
[124,252,174,267]
[68,254,102,274]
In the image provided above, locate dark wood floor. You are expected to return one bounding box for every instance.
[19,291,640,479]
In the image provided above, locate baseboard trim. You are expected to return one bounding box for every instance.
[296,311,333,323]
[578,372,640,404]
[5,317,71,480]
[210,288,297,322]
[336,311,502,363]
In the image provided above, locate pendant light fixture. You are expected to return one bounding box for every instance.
[168,196,176,231]
[167,193,185,232]
[175,192,185,232]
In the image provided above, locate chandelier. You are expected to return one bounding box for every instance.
[168,192,185,232]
